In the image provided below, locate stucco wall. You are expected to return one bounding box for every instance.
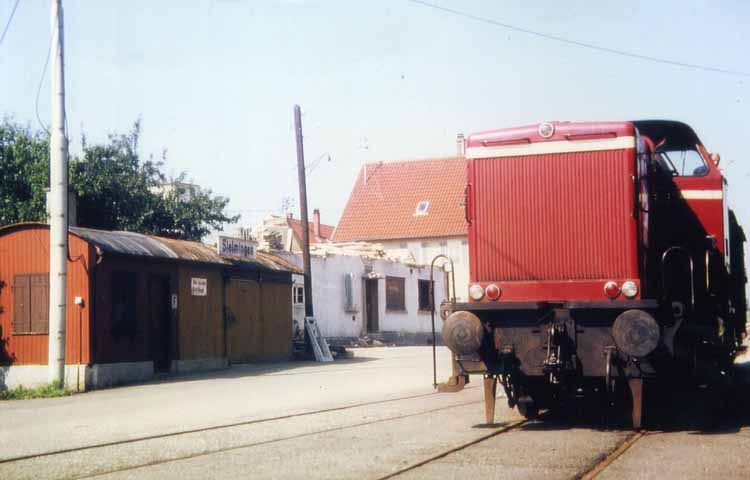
[379,236,469,301]
[282,253,446,339]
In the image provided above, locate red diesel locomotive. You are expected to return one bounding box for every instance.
[442,120,747,428]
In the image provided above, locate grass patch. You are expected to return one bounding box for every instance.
[0,382,73,401]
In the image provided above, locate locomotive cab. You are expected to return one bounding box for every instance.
[442,120,746,428]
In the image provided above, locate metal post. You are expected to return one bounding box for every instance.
[48,0,68,385]
[294,105,314,323]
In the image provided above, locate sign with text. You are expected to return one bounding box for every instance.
[191,277,207,296]
[218,236,257,259]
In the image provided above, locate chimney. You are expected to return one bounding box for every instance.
[313,209,321,240]
[456,133,465,157]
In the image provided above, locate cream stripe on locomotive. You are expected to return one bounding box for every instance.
[680,190,723,200]
[465,135,636,159]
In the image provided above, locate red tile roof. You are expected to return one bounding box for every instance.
[288,218,334,244]
[333,157,467,241]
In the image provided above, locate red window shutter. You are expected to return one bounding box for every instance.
[30,274,50,334]
[13,275,31,334]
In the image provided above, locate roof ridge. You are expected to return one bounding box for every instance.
[360,155,462,167]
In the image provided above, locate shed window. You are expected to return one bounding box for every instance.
[386,276,406,311]
[12,273,49,334]
[112,271,138,335]
[293,285,304,305]
[418,279,434,312]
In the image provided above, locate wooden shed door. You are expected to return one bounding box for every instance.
[148,276,171,372]
[226,279,261,363]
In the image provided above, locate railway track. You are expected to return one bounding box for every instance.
[0,388,477,466]
[1,388,486,480]
[3,388,666,480]
[376,419,529,480]
[578,431,646,479]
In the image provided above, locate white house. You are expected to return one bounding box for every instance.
[242,209,334,252]
[278,243,447,345]
[332,157,469,301]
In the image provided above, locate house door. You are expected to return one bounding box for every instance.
[364,278,379,333]
[148,275,171,372]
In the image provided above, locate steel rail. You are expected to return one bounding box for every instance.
[578,431,645,479]
[0,387,477,466]
[375,419,528,480]
[61,398,487,480]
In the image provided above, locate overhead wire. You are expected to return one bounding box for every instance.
[0,0,21,48]
[35,37,52,135]
[406,0,750,77]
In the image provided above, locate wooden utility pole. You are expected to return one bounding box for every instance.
[294,105,314,324]
[48,0,68,385]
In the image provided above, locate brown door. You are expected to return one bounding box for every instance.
[226,279,262,363]
[148,275,171,372]
[365,278,379,333]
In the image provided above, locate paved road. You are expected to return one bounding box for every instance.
[1,346,748,479]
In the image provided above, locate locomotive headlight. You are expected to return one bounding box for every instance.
[469,284,485,301]
[621,281,638,299]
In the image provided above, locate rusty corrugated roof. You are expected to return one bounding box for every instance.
[0,223,299,274]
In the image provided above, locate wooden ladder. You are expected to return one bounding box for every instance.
[305,317,333,362]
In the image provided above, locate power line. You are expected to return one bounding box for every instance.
[407,0,750,77]
[0,0,21,48]
[35,37,52,134]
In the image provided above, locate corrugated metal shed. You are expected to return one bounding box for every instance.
[0,223,299,274]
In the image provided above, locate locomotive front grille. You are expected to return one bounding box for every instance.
[471,148,637,282]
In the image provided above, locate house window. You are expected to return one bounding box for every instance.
[112,271,138,336]
[386,276,406,311]
[12,273,49,334]
[343,273,356,312]
[414,201,430,216]
[418,279,434,312]
[293,285,305,305]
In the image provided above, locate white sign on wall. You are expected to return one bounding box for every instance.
[218,236,257,258]
[191,277,207,296]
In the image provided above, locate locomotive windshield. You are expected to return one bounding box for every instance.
[654,148,708,176]
[634,120,709,177]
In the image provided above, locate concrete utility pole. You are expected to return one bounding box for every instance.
[48,0,68,385]
[294,105,314,323]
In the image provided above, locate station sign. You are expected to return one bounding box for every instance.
[218,235,257,259]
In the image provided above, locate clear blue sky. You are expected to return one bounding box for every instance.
[1,0,748,238]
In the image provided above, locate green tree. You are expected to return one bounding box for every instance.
[0,118,239,241]
[0,119,50,225]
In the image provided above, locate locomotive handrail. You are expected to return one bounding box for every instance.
[464,184,473,226]
[661,246,695,310]
[430,254,456,388]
